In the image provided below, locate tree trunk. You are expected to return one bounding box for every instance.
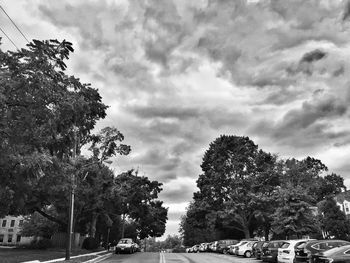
[244,226,250,239]
[264,225,270,241]
[89,213,98,238]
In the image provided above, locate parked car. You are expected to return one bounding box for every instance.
[236,240,258,258]
[253,241,267,259]
[230,241,249,255]
[115,238,136,254]
[199,242,210,252]
[295,240,350,263]
[216,239,239,254]
[277,239,313,263]
[262,240,285,263]
[207,242,216,252]
[192,244,201,253]
[312,244,350,263]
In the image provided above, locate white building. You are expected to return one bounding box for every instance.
[335,191,350,218]
[0,215,34,246]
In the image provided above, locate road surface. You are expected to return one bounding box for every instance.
[100,252,258,263]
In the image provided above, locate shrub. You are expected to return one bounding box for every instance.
[173,247,186,253]
[82,237,99,250]
[24,238,53,249]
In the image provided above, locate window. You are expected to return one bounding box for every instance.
[16,235,21,243]
[0,234,3,242]
[10,220,15,227]
[281,243,290,249]
[8,229,13,232]
[19,220,23,227]
[7,234,12,243]
[2,220,6,227]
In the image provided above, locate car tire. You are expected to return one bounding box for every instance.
[245,251,252,258]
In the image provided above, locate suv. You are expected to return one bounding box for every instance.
[277,239,312,263]
[294,240,350,263]
[262,240,285,263]
[115,238,135,254]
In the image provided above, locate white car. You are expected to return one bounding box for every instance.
[277,239,313,263]
[115,238,135,254]
[230,241,248,255]
[236,241,258,257]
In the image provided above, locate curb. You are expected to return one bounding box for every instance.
[38,250,110,263]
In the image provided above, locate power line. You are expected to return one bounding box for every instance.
[0,26,19,50]
[0,5,30,43]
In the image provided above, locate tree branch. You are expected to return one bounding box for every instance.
[34,208,67,227]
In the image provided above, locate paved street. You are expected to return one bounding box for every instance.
[101,252,258,263]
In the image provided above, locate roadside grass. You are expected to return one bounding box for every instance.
[0,247,105,263]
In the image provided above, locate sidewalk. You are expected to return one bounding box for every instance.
[22,249,114,263]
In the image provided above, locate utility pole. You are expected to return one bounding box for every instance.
[66,127,77,260]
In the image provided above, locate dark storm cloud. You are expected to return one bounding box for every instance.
[280,97,347,131]
[130,105,199,120]
[38,2,109,49]
[142,0,187,67]
[300,49,327,64]
[260,87,303,105]
[129,104,248,131]
[250,96,349,149]
[334,138,350,147]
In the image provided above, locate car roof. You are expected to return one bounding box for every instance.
[282,239,314,245]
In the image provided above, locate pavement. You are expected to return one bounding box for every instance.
[22,249,114,263]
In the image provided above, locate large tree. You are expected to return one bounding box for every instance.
[318,197,350,240]
[0,39,108,220]
[112,170,168,239]
[195,135,280,238]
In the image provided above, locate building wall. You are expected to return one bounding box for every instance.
[0,215,34,246]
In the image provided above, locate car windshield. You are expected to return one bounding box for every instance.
[119,239,131,244]
[296,243,307,249]
[281,242,290,249]
[322,246,350,256]
[263,242,270,248]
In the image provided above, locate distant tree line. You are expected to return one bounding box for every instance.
[180,135,349,246]
[0,39,167,244]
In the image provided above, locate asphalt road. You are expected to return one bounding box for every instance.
[100,252,258,263]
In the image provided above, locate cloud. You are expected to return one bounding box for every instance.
[300,49,327,63]
[160,178,196,204]
[7,0,350,238]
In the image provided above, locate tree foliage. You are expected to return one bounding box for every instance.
[318,197,350,240]
[181,134,347,244]
[0,39,167,241]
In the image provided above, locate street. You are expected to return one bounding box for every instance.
[101,252,258,263]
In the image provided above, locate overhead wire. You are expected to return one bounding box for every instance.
[0,26,19,50]
[0,5,30,43]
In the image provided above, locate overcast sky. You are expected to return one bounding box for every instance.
[2,0,350,239]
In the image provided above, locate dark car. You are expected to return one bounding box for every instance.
[216,239,239,254]
[312,245,350,263]
[261,240,285,263]
[295,240,350,263]
[253,241,267,259]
